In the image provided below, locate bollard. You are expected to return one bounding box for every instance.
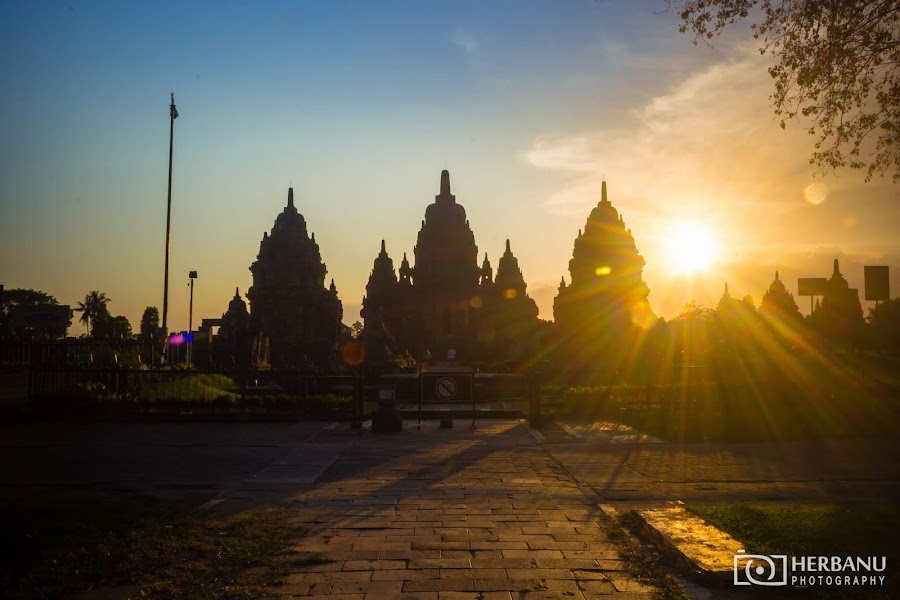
[372,387,402,433]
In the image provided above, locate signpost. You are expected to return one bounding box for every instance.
[864,266,890,307]
[418,371,476,430]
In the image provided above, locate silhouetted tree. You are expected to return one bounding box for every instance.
[671,301,719,365]
[0,288,69,340]
[2,288,58,307]
[667,0,899,181]
[350,320,364,340]
[111,315,132,340]
[76,290,111,336]
[139,306,160,342]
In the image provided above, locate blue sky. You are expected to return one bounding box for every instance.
[1,0,897,332]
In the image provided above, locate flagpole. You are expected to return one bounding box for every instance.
[162,92,177,358]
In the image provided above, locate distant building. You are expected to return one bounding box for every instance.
[759,271,803,324]
[811,259,864,344]
[246,188,343,369]
[361,170,540,365]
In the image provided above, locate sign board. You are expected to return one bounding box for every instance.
[864,266,890,301]
[798,278,828,296]
[420,373,473,403]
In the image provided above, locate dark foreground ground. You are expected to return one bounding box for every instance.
[1,419,898,599]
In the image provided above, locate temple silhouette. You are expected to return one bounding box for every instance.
[205,172,655,372]
[361,170,540,366]
[552,180,653,377]
[240,188,344,368]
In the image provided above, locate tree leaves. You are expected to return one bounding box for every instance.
[669,0,899,182]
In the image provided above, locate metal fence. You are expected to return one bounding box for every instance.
[23,367,536,422]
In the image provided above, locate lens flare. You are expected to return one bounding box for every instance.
[804,182,828,205]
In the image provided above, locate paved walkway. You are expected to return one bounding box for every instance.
[254,420,656,599]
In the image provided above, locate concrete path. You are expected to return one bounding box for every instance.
[258,420,657,599]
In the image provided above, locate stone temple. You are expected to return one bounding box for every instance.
[246,187,343,368]
[361,170,540,365]
[553,181,652,374]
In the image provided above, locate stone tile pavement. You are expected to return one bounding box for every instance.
[260,420,657,599]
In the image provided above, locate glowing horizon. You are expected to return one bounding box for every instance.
[1,2,897,332]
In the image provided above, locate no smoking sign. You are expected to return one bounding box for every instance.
[420,373,473,403]
[435,377,458,400]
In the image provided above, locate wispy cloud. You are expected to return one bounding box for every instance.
[521,47,899,317]
[522,48,805,219]
[448,30,479,55]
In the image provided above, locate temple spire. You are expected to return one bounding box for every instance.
[288,187,294,208]
[723,282,730,298]
[380,239,386,254]
[436,169,456,203]
[234,287,240,298]
[833,259,840,276]
[601,180,608,205]
[505,239,511,254]
[775,271,780,281]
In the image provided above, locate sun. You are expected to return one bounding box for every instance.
[665,221,718,274]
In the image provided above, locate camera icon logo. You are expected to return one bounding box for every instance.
[733,550,788,586]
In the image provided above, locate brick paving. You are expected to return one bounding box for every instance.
[264,420,656,599]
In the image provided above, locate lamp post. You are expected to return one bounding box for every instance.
[161,93,178,361]
[188,270,197,364]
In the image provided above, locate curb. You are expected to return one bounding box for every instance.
[627,503,741,587]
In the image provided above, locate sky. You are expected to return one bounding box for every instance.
[1,0,898,335]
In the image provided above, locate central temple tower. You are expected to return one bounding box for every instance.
[361,170,540,364]
[413,170,481,351]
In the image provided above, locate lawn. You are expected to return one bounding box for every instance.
[688,503,898,599]
[0,498,304,599]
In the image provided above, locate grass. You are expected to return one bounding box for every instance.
[687,503,898,599]
[137,373,239,403]
[552,370,900,442]
[0,498,300,600]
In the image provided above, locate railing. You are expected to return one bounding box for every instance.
[21,366,542,422]
[25,368,365,420]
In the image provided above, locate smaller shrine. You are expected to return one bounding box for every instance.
[810,259,865,342]
[758,272,803,324]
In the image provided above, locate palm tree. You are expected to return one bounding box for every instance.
[75,290,111,336]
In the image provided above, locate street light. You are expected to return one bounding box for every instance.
[188,270,197,364]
